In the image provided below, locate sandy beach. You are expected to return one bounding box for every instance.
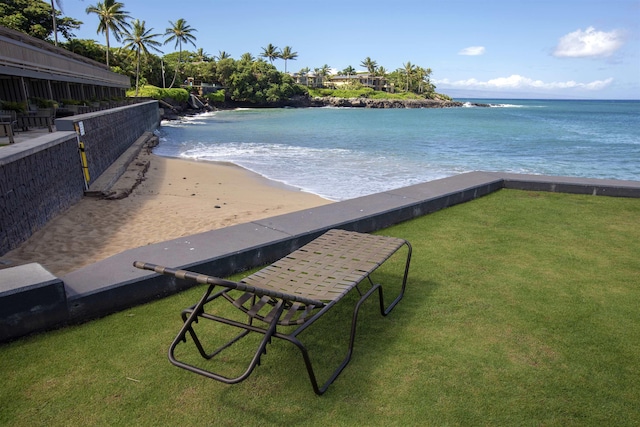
[1,154,332,277]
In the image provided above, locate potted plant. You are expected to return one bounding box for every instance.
[61,99,82,114]
[30,98,58,117]
[0,100,27,114]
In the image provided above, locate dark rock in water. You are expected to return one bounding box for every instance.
[160,94,487,119]
[285,96,465,109]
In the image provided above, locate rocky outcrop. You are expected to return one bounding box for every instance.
[160,95,491,116]
[320,97,463,108]
[283,96,490,109]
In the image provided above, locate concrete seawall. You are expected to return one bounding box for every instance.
[1,172,639,342]
[0,101,159,255]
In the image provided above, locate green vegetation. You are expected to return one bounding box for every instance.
[85,0,131,67]
[1,190,639,426]
[60,98,82,105]
[0,100,27,113]
[204,90,225,103]
[0,0,81,41]
[121,19,162,96]
[29,97,58,108]
[125,85,188,102]
[163,18,197,88]
[4,1,447,105]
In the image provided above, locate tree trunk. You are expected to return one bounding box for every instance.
[135,50,140,97]
[50,1,58,46]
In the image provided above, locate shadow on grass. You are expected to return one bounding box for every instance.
[205,272,441,421]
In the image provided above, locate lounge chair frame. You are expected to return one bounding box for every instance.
[134,229,412,395]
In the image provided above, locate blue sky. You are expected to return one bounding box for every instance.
[61,0,639,99]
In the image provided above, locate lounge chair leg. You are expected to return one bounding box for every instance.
[379,241,412,316]
[168,290,285,385]
[285,283,384,395]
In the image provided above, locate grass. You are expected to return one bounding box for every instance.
[1,189,639,426]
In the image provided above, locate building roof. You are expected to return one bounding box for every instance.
[0,26,129,88]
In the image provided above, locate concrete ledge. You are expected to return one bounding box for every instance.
[61,172,505,322]
[493,173,640,198]
[0,131,77,165]
[85,131,154,197]
[0,263,67,341]
[1,172,639,342]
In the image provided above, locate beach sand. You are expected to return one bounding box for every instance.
[1,154,332,277]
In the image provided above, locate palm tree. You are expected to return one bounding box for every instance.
[280,46,298,73]
[341,65,356,78]
[360,57,378,74]
[217,50,232,60]
[194,47,210,62]
[414,66,428,93]
[318,64,331,86]
[260,43,280,64]
[402,61,415,92]
[85,0,131,67]
[122,19,162,96]
[164,18,197,88]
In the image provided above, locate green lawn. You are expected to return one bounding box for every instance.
[1,189,639,426]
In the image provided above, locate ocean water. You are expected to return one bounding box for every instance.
[156,99,640,201]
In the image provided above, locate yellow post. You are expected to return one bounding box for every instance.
[74,122,90,190]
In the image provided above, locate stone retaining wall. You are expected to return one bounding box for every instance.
[0,101,159,255]
[0,133,82,255]
[56,100,159,181]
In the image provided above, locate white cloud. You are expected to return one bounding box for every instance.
[459,46,486,56]
[553,27,624,58]
[434,75,613,91]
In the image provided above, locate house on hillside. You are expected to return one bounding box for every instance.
[289,71,324,88]
[327,73,391,92]
[181,77,224,96]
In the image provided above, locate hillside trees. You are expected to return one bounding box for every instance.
[386,63,435,96]
[164,18,197,87]
[0,0,81,41]
[280,46,298,73]
[260,43,280,64]
[122,19,162,96]
[62,38,105,62]
[360,57,378,74]
[227,58,303,103]
[85,0,130,67]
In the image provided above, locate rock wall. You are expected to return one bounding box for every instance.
[56,101,160,181]
[0,133,83,256]
[313,97,465,108]
[0,101,160,255]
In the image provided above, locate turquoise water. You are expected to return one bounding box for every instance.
[157,100,640,200]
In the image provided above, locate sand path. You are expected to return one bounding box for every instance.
[1,154,331,276]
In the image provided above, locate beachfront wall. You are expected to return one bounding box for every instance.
[0,132,83,256]
[55,101,160,182]
[0,101,160,256]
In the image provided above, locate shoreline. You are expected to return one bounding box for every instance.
[0,154,332,277]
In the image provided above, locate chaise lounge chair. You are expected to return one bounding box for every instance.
[134,228,412,395]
